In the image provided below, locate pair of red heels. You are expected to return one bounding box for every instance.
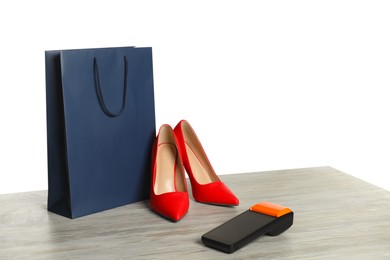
[150,120,239,222]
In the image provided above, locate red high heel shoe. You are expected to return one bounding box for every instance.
[174,120,239,206]
[150,125,189,222]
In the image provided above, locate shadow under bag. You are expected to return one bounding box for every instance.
[45,47,156,218]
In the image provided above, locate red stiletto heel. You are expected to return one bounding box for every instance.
[150,124,189,222]
[174,120,239,206]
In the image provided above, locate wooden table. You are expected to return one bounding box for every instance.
[1,167,389,259]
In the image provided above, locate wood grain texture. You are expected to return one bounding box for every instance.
[0,167,389,259]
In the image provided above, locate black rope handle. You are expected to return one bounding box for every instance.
[93,56,128,117]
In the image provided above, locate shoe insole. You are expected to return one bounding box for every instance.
[185,142,216,185]
[155,144,177,195]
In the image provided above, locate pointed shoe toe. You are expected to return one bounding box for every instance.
[150,192,189,222]
[192,181,239,206]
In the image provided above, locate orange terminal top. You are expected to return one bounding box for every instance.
[249,202,292,217]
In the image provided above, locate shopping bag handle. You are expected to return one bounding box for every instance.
[93,56,128,117]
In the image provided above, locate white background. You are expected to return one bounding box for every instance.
[0,0,389,194]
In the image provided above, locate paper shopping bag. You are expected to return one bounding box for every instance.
[45,46,155,218]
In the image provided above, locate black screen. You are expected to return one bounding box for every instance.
[203,210,276,245]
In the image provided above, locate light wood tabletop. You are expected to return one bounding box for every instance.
[1,167,389,259]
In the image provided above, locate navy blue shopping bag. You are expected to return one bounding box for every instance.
[45,47,156,218]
